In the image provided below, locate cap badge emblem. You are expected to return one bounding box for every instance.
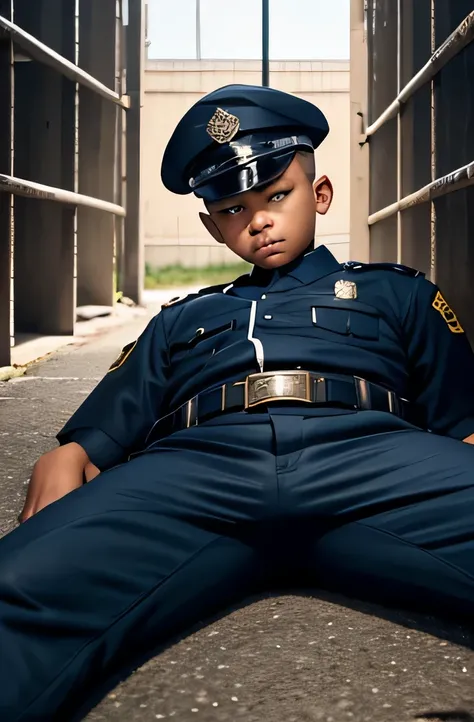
[206,107,240,144]
[334,280,357,299]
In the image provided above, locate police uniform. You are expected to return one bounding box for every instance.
[2,85,474,722]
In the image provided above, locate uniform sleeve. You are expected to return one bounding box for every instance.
[57,311,170,469]
[403,278,474,439]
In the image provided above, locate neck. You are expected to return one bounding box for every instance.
[251,240,315,278]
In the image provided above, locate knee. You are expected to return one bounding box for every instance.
[0,526,55,604]
[0,549,38,603]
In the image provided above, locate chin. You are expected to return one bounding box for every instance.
[257,251,297,269]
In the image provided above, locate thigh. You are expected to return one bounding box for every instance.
[298,425,474,618]
[0,424,273,722]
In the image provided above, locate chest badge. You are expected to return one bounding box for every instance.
[335,279,357,300]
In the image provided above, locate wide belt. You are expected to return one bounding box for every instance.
[146,370,411,445]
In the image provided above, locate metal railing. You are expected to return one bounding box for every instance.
[365,11,474,138]
[368,159,474,225]
[0,2,132,368]
[0,14,130,109]
[365,8,474,281]
[0,174,126,216]
[0,11,128,217]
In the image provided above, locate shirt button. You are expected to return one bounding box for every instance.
[264,314,272,320]
[261,294,267,300]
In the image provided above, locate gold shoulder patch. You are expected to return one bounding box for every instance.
[432,291,464,333]
[108,341,137,373]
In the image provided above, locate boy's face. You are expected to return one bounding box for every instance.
[200,156,333,269]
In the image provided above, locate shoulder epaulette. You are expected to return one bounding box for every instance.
[161,292,198,310]
[161,281,232,310]
[197,281,234,295]
[343,261,424,278]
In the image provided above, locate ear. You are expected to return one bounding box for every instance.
[313,175,333,216]
[199,212,225,244]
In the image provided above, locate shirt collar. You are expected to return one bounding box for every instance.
[246,244,341,288]
[286,244,342,285]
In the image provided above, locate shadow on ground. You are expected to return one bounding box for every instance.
[82,589,474,722]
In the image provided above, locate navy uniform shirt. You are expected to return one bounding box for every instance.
[58,245,474,470]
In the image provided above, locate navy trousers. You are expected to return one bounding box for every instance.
[1,410,474,721]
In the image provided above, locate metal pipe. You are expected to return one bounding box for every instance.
[262,0,269,86]
[0,14,130,109]
[0,173,126,216]
[396,0,402,263]
[123,0,145,304]
[365,10,474,138]
[196,0,201,60]
[368,159,474,226]
[429,0,437,283]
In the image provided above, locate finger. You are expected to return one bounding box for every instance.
[84,463,100,482]
[18,509,32,524]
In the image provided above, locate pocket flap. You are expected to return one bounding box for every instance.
[311,306,379,340]
[312,307,349,334]
[188,320,236,347]
[348,312,379,339]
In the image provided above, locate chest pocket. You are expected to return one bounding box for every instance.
[311,304,379,340]
[187,320,236,348]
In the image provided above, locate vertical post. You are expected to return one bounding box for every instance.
[115,0,125,294]
[13,0,76,336]
[196,0,201,60]
[396,0,402,263]
[349,0,370,261]
[399,0,432,274]
[429,0,436,283]
[0,0,13,366]
[76,0,117,308]
[262,0,269,86]
[366,0,398,262]
[123,0,145,304]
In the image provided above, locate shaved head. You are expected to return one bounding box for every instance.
[297,150,316,184]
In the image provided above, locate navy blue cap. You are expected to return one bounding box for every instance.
[161,84,329,201]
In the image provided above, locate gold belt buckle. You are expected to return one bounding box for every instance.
[244,370,312,409]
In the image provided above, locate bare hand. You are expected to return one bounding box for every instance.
[19,442,90,523]
[84,461,101,482]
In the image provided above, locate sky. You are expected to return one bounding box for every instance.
[145,0,350,60]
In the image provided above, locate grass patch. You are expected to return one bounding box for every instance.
[144,262,252,289]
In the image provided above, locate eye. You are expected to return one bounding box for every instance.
[270,190,290,203]
[220,205,243,215]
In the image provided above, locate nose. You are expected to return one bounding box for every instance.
[248,210,273,237]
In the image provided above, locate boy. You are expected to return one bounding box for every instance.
[2,84,474,722]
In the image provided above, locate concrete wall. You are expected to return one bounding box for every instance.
[142,59,350,268]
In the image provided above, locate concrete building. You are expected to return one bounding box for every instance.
[142,59,350,269]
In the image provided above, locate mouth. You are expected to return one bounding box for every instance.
[255,239,285,257]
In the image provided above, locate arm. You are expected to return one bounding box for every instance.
[57,310,170,468]
[403,278,474,440]
[20,442,91,522]
[20,311,171,520]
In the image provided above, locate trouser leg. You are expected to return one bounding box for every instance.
[279,413,474,618]
[0,422,275,722]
